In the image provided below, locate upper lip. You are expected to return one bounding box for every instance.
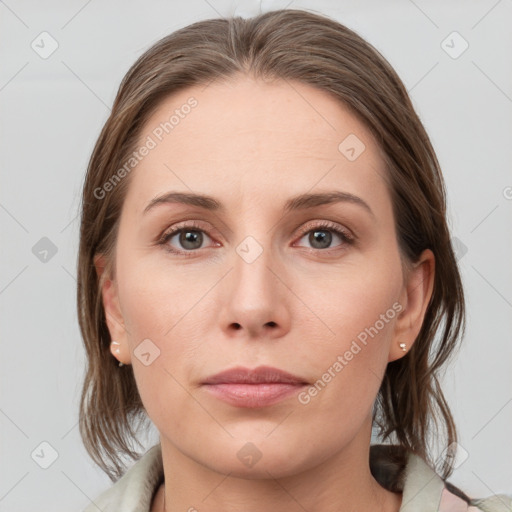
[202,366,308,385]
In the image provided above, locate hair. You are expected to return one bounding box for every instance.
[77,8,465,484]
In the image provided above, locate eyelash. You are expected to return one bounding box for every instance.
[157,220,355,258]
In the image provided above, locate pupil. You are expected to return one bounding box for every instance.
[181,231,202,250]
[310,230,331,249]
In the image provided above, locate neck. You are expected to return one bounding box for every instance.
[156,430,402,512]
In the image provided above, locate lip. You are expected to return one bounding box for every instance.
[201,366,308,408]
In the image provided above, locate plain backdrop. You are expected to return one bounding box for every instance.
[1,0,511,510]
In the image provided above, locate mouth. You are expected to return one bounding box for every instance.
[201,366,309,408]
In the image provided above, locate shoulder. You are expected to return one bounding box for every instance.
[468,494,512,512]
[83,444,164,512]
[370,444,512,512]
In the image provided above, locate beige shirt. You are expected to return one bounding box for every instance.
[83,444,511,512]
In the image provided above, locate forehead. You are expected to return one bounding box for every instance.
[140,75,380,156]
[126,75,387,210]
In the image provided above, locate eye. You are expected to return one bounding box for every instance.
[157,219,354,257]
[294,221,354,251]
[158,220,217,256]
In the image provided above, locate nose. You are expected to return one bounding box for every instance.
[218,241,291,340]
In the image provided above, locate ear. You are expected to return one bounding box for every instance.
[94,253,131,365]
[389,249,435,362]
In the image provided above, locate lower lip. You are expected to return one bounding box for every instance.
[202,383,306,408]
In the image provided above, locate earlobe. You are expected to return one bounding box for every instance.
[110,340,130,366]
[389,249,435,362]
[94,253,132,365]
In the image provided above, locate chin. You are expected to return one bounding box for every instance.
[190,434,321,480]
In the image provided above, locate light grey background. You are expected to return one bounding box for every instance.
[1,0,511,510]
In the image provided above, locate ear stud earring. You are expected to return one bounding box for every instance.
[399,342,407,352]
[111,341,124,367]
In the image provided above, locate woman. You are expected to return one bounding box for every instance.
[77,9,511,512]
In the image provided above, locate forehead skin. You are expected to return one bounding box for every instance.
[123,74,392,235]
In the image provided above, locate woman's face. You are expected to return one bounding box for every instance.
[99,75,432,477]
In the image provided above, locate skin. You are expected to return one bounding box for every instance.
[96,74,434,512]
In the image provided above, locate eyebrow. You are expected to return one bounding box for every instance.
[143,190,374,218]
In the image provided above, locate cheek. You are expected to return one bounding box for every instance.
[115,256,218,418]
[118,275,201,435]
[117,253,213,341]
[291,255,403,406]
[298,251,403,347]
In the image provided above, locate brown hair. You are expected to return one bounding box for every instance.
[77,8,465,482]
